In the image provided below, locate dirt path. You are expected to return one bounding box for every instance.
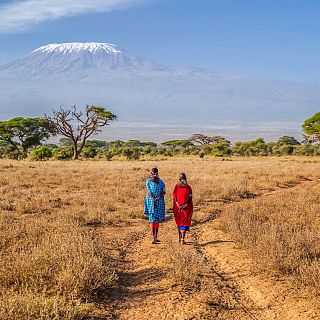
[96,177,320,319]
[104,216,260,320]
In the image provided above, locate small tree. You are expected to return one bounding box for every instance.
[46,105,117,160]
[161,140,193,148]
[85,140,108,149]
[122,147,141,160]
[302,112,320,144]
[189,134,229,145]
[0,117,55,156]
[189,134,211,145]
[125,140,142,147]
[277,136,300,146]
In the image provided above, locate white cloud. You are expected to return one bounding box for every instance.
[0,0,154,33]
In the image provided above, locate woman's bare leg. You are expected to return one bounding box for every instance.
[150,224,156,243]
[182,231,186,244]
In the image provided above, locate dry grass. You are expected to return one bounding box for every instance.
[1,157,320,318]
[0,162,123,319]
[223,186,320,292]
[0,291,90,320]
[166,240,204,288]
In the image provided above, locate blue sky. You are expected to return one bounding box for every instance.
[0,0,319,82]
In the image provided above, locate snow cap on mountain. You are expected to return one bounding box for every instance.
[33,42,123,55]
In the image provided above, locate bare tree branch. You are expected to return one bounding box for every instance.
[46,105,117,159]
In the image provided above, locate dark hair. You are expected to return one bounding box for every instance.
[151,167,158,174]
[179,172,187,180]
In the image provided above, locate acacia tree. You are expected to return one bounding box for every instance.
[46,105,117,160]
[189,134,229,145]
[277,136,300,146]
[0,117,55,156]
[302,112,320,144]
[161,140,193,148]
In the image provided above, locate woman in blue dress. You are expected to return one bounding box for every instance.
[144,167,166,244]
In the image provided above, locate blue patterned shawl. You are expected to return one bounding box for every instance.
[144,178,166,223]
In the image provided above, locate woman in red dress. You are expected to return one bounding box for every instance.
[172,173,193,244]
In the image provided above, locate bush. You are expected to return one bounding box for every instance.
[95,148,114,160]
[279,145,294,155]
[30,146,53,161]
[111,147,122,156]
[163,150,173,157]
[122,147,141,160]
[81,147,96,159]
[199,151,205,158]
[105,152,113,161]
[0,148,23,160]
[52,148,73,160]
[142,146,153,154]
[292,145,315,156]
[149,149,159,157]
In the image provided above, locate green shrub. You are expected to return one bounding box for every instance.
[163,150,173,157]
[122,147,141,160]
[199,151,205,158]
[111,147,121,156]
[81,147,96,159]
[52,148,72,160]
[30,146,53,161]
[95,148,113,160]
[0,147,23,160]
[149,149,159,157]
[105,151,113,161]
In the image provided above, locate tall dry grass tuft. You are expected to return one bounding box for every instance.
[0,214,116,319]
[166,241,204,288]
[0,291,90,320]
[222,187,320,292]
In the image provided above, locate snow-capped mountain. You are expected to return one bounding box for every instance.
[0,42,319,140]
[0,42,172,80]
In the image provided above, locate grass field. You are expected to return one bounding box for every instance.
[1,157,320,319]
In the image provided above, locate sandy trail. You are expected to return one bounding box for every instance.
[96,177,320,320]
[105,217,259,320]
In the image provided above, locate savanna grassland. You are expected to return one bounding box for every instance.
[1,157,320,320]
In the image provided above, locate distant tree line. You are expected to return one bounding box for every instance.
[1,107,320,160]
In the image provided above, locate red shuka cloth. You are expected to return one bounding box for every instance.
[173,183,193,227]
